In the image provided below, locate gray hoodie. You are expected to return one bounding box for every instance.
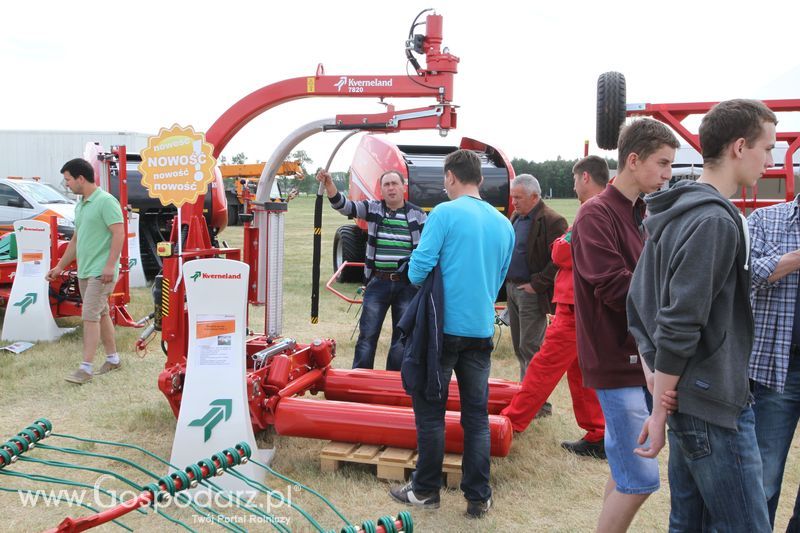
[627,180,753,430]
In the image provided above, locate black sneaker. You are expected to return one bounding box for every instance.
[389,482,440,509]
[561,438,606,460]
[466,497,492,518]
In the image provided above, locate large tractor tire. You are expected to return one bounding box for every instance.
[333,225,366,283]
[596,71,627,150]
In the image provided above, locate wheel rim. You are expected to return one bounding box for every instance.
[335,238,345,268]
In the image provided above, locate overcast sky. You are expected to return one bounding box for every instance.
[3,0,799,172]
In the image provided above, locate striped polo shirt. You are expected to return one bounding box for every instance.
[374,210,412,272]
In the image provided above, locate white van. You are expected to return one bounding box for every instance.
[0,178,76,237]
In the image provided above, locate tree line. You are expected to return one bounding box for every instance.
[511,156,618,198]
[226,151,617,199]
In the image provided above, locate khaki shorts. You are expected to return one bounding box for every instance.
[78,277,115,322]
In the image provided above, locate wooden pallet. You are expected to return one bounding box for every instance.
[320,441,463,488]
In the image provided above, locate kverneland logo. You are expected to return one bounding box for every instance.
[334,76,393,92]
[18,227,45,232]
[191,271,241,282]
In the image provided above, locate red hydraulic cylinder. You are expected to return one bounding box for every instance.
[321,368,520,414]
[273,397,513,457]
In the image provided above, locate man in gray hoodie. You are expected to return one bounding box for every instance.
[627,99,777,532]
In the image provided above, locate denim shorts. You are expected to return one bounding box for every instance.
[595,386,660,495]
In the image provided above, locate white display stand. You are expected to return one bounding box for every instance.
[126,212,146,288]
[1,220,71,341]
[169,258,272,494]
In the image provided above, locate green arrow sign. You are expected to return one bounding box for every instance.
[190,271,202,282]
[13,292,37,314]
[188,399,232,442]
[129,258,138,268]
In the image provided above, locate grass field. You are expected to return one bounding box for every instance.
[1,195,798,532]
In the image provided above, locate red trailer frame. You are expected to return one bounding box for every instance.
[626,99,800,210]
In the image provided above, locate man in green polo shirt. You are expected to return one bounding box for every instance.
[46,158,125,384]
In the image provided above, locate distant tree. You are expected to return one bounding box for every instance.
[232,152,247,165]
[277,150,315,195]
[331,171,349,194]
[291,150,313,168]
[511,156,620,198]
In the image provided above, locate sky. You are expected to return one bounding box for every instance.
[2,0,800,172]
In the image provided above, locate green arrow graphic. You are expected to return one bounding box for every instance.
[128,258,138,268]
[188,399,232,442]
[190,271,202,282]
[13,292,37,314]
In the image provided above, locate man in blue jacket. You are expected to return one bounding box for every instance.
[389,149,514,518]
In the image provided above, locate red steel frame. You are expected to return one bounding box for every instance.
[627,99,800,210]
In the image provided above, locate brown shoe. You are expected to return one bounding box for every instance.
[65,368,93,384]
[95,360,121,375]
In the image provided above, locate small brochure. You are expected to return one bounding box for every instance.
[1,341,34,354]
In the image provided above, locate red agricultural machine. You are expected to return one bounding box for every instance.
[0,146,140,327]
[331,135,515,282]
[153,11,518,459]
[596,71,800,210]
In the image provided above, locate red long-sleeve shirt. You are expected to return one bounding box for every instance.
[551,230,574,305]
[571,185,646,389]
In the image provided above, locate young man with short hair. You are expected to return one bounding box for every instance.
[501,155,607,457]
[316,169,426,370]
[389,149,514,518]
[628,99,776,531]
[572,119,679,532]
[47,158,124,384]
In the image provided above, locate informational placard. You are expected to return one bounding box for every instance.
[1,220,71,342]
[169,259,271,494]
[19,251,45,278]
[195,314,236,366]
[137,124,217,207]
[126,212,146,288]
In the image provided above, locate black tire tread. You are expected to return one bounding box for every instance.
[333,225,366,283]
[597,71,626,150]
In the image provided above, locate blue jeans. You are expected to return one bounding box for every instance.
[753,356,800,527]
[411,334,493,502]
[667,406,770,532]
[353,277,416,370]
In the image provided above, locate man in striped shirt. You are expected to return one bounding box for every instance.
[317,169,426,370]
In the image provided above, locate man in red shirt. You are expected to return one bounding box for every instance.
[500,156,607,458]
[572,119,679,532]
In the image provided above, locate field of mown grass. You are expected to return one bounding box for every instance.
[1,196,798,532]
